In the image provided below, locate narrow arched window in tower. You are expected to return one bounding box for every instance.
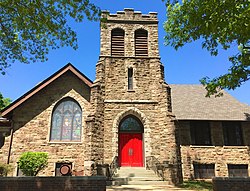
[128,68,133,90]
[135,29,148,56]
[111,28,125,56]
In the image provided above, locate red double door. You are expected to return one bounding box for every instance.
[119,133,143,167]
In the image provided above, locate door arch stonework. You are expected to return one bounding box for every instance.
[119,115,144,166]
[112,107,151,164]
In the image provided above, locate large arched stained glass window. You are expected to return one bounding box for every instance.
[50,98,82,141]
[119,115,143,133]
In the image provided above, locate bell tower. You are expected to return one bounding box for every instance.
[91,8,182,184]
[96,8,169,100]
[100,8,159,58]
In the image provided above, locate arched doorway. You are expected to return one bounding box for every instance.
[118,115,144,167]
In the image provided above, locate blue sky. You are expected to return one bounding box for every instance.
[0,0,249,105]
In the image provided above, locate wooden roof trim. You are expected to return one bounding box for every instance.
[67,65,93,87]
[1,63,93,117]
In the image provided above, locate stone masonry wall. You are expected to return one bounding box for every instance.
[95,9,182,184]
[179,121,250,180]
[98,57,176,163]
[0,72,92,176]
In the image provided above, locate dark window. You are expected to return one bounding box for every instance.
[128,68,133,90]
[228,164,248,177]
[111,28,125,56]
[135,29,148,56]
[119,115,143,133]
[223,122,243,146]
[194,163,215,179]
[190,121,211,145]
[55,163,72,176]
[50,98,82,142]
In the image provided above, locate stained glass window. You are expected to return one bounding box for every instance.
[119,115,143,132]
[50,98,82,141]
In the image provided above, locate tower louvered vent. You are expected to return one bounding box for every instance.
[111,28,125,56]
[135,29,148,56]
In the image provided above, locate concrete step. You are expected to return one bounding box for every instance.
[125,180,168,185]
[115,167,160,176]
[112,167,165,186]
[114,173,160,177]
[107,184,195,191]
[115,176,162,181]
[112,179,168,186]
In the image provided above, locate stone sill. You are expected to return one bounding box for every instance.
[127,90,135,92]
[223,146,248,149]
[189,145,216,148]
[48,141,82,144]
[182,145,248,149]
[99,55,160,59]
[194,178,213,182]
[104,99,158,104]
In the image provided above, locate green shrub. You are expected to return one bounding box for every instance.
[18,152,48,176]
[0,162,12,176]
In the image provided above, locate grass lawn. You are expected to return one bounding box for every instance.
[178,180,213,191]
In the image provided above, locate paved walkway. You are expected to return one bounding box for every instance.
[107,184,194,191]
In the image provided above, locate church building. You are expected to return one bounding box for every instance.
[0,9,250,184]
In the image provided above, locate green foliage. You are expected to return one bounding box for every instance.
[0,92,11,111]
[0,162,13,176]
[164,0,250,96]
[0,0,101,74]
[18,152,48,176]
[179,180,213,191]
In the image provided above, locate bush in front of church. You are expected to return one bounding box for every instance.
[18,152,48,176]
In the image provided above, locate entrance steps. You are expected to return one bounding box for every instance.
[107,167,192,190]
[110,167,165,186]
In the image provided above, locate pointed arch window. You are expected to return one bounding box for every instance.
[50,98,82,142]
[135,29,148,56]
[111,28,125,56]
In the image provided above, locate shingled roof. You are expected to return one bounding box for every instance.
[170,84,250,121]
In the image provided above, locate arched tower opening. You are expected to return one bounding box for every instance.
[135,29,148,56]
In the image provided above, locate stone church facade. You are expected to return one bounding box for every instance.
[0,9,250,183]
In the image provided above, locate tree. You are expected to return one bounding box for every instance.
[18,152,48,176]
[0,0,101,75]
[164,0,250,96]
[0,92,11,111]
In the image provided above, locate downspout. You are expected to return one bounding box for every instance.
[7,119,14,164]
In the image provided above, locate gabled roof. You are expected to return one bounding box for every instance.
[1,63,93,118]
[170,84,250,121]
